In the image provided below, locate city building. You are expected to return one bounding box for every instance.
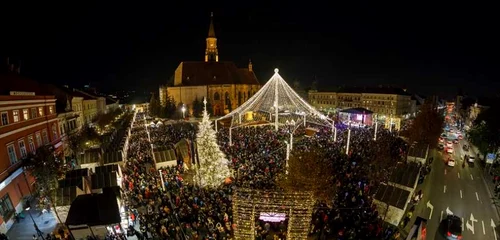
[308,87,415,130]
[105,97,119,113]
[0,73,62,233]
[159,13,260,116]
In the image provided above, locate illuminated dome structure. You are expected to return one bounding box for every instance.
[215,68,333,131]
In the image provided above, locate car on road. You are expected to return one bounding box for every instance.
[443,215,462,239]
[468,155,475,163]
[446,147,454,154]
[439,137,445,143]
[438,144,444,150]
[447,158,455,167]
[453,139,459,144]
[458,134,463,140]
[446,141,453,148]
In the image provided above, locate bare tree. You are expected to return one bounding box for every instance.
[277,149,336,202]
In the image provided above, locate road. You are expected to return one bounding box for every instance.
[413,129,500,239]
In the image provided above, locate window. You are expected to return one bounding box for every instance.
[35,132,43,147]
[31,108,37,118]
[42,130,49,144]
[18,139,27,158]
[52,124,58,140]
[13,110,19,122]
[38,107,44,117]
[49,106,54,114]
[7,144,17,164]
[22,109,29,120]
[0,194,15,221]
[28,135,36,153]
[1,112,8,125]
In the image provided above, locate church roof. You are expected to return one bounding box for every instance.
[177,61,259,86]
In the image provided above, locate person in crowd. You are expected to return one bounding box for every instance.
[120,112,407,239]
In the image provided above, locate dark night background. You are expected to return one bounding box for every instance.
[1,1,497,98]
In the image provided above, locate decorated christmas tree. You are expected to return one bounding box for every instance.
[195,97,232,188]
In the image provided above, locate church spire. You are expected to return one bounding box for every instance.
[208,12,216,38]
[205,12,219,62]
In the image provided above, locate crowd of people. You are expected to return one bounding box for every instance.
[120,111,409,240]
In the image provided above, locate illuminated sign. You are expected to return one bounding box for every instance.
[259,212,286,222]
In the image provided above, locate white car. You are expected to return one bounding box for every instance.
[446,142,453,148]
[447,147,454,154]
[448,159,456,167]
[468,156,475,163]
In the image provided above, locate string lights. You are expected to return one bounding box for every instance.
[232,188,315,240]
[194,98,232,188]
[216,68,333,131]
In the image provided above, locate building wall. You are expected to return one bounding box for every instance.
[0,94,61,230]
[82,99,97,123]
[0,171,32,232]
[96,97,106,115]
[309,91,413,130]
[163,84,261,116]
[167,85,207,110]
[71,97,85,128]
[174,63,184,86]
[58,112,80,157]
[309,91,413,117]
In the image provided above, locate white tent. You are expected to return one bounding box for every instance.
[216,68,332,131]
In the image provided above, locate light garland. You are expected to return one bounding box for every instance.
[193,98,232,188]
[232,188,315,240]
[217,68,333,129]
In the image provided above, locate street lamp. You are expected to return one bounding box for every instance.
[181,104,186,119]
[25,207,45,240]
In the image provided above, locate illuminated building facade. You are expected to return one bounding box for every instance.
[308,87,415,130]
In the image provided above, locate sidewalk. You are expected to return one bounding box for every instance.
[6,208,58,240]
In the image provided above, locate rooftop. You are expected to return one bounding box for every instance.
[175,61,259,86]
[408,143,429,159]
[389,162,420,188]
[374,184,411,209]
[65,190,120,227]
[312,86,412,96]
[0,73,50,95]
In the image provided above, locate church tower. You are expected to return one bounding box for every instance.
[205,12,219,62]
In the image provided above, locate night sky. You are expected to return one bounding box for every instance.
[2,1,498,98]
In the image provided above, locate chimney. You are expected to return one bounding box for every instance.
[248,59,253,72]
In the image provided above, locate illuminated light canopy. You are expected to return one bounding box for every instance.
[216,68,332,130]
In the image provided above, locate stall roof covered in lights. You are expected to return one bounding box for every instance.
[216,68,332,130]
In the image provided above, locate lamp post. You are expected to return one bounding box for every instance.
[289,120,295,150]
[346,126,351,155]
[158,169,165,192]
[25,207,45,240]
[334,126,337,142]
[181,105,186,119]
[285,141,290,175]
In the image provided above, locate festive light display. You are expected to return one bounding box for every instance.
[194,98,232,188]
[232,188,315,240]
[216,68,332,130]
